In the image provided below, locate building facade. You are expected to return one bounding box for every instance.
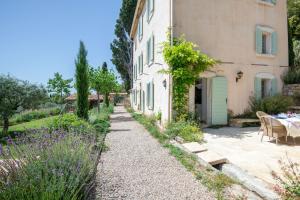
[130,0,289,125]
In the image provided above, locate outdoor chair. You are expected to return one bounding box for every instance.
[261,116,288,144]
[256,111,268,135]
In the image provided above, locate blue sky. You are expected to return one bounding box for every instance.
[0,0,122,86]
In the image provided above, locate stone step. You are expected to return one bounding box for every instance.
[196,151,228,166]
[182,142,207,153]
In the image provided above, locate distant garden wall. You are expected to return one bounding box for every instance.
[283,84,300,96]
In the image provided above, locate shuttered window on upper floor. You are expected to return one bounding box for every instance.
[256,26,277,56]
[147,0,154,22]
[138,15,143,40]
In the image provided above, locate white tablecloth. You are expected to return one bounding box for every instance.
[278,118,300,137]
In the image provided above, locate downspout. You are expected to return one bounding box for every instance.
[168,0,174,123]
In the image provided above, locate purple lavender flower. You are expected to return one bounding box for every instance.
[0,144,3,156]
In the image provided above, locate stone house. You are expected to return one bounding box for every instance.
[130,0,289,125]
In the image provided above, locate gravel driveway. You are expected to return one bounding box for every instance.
[96,106,215,200]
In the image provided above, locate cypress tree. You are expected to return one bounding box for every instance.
[75,41,89,120]
[102,62,108,72]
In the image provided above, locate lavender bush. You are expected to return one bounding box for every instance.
[0,128,99,200]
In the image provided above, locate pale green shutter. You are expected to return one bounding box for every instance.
[256,27,263,54]
[271,32,278,55]
[254,77,262,100]
[271,0,277,5]
[141,53,143,73]
[211,77,228,125]
[150,35,154,62]
[147,83,150,107]
[147,39,150,64]
[271,78,278,96]
[149,81,154,110]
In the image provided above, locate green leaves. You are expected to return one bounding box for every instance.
[47,72,72,104]
[162,36,216,120]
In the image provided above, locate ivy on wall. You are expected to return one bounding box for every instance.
[162,35,216,120]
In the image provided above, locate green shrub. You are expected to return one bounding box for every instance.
[236,95,294,119]
[283,69,300,84]
[89,105,113,134]
[249,95,294,115]
[49,113,90,132]
[165,121,203,142]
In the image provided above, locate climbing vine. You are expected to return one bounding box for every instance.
[162,35,216,120]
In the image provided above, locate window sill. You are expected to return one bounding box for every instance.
[256,53,275,58]
[257,0,275,7]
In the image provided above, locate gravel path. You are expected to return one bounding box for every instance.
[96,106,215,200]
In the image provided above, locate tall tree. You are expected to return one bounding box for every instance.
[111,0,137,92]
[0,75,48,135]
[47,72,73,104]
[75,41,89,120]
[102,62,108,72]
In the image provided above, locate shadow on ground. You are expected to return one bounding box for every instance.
[110,116,134,123]
[203,127,258,139]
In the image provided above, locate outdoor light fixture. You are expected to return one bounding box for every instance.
[163,79,167,88]
[236,71,244,82]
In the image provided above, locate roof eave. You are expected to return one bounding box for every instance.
[130,0,145,39]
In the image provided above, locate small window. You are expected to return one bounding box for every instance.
[262,32,271,54]
[261,79,272,98]
[256,26,277,56]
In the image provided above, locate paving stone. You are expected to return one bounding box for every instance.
[182,142,207,153]
[197,151,228,166]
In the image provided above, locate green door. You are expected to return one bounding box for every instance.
[211,77,228,125]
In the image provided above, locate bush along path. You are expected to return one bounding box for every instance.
[96,106,215,200]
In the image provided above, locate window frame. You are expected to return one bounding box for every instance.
[256,26,277,57]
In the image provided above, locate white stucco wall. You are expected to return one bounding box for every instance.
[131,0,171,124]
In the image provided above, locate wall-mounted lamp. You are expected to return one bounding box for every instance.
[162,79,167,88]
[236,71,244,82]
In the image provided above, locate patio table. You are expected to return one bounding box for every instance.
[277,117,300,138]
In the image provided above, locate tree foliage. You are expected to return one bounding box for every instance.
[162,36,216,120]
[90,66,119,107]
[47,72,72,104]
[111,0,137,91]
[75,41,89,120]
[0,75,48,135]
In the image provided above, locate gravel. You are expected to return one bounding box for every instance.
[95,106,215,200]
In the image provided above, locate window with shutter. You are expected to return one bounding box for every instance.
[256,26,277,56]
[147,0,154,22]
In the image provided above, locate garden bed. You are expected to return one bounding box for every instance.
[0,105,113,200]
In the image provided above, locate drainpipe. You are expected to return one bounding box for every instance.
[168,0,174,123]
